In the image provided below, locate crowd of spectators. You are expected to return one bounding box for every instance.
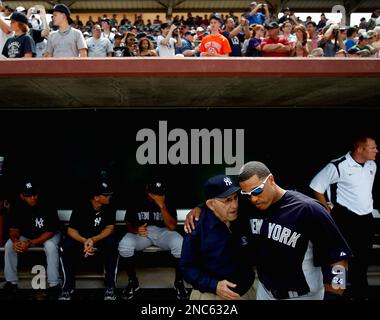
[1,1,380,58]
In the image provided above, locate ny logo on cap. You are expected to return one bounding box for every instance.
[156,182,161,187]
[102,182,108,188]
[26,182,32,189]
[224,177,232,186]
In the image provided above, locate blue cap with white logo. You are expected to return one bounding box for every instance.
[91,180,114,196]
[21,180,40,196]
[204,175,240,200]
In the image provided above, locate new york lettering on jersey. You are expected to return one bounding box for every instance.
[250,218,302,248]
[136,210,164,223]
[128,198,177,228]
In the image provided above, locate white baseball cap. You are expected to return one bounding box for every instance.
[15,6,26,12]
[325,19,335,27]
[196,26,204,32]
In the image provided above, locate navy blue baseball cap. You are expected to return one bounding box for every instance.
[53,3,71,16]
[184,30,196,36]
[20,180,40,197]
[204,175,240,200]
[101,18,111,24]
[147,180,166,196]
[209,13,224,23]
[10,12,29,25]
[52,4,74,24]
[91,180,114,196]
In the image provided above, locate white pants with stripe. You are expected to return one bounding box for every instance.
[118,225,183,258]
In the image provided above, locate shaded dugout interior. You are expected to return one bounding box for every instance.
[0,107,379,210]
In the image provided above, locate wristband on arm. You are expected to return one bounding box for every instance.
[322,264,347,290]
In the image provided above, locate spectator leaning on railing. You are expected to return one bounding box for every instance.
[87,24,113,57]
[122,31,139,56]
[199,13,231,57]
[245,24,264,57]
[306,21,320,50]
[176,30,197,56]
[348,32,380,57]
[260,21,291,57]
[157,22,182,57]
[222,16,250,57]
[138,36,157,56]
[344,27,358,52]
[112,32,128,57]
[293,24,312,57]
[2,11,36,58]
[318,22,344,57]
[45,4,87,57]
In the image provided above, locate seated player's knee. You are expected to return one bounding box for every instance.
[169,232,183,258]
[43,239,58,253]
[4,238,14,251]
[118,236,136,258]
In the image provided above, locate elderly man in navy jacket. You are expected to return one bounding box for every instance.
[179,174,256,300]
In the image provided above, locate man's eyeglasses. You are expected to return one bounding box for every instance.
[240,174,272,198]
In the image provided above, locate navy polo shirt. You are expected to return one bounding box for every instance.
[179,207,254,296]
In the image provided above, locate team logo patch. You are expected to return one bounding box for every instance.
[94,217,102,226]
[35,218,44,228]
[224,177,232,186]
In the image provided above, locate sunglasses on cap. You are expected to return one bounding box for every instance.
[240,174,272,198]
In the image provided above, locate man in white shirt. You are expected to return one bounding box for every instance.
[157,22,181,57]
[310,136,378,300]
